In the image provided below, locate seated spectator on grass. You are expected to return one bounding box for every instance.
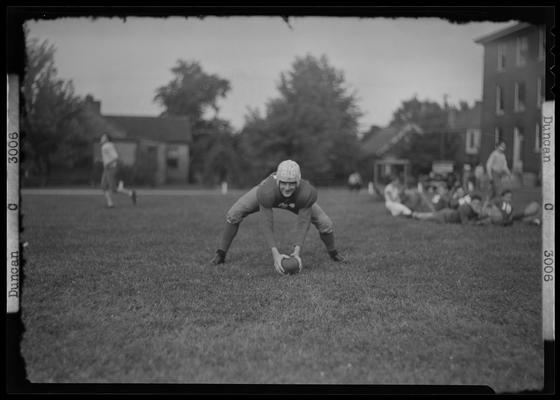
[478,189,515,226]
[430,183,452,211]
[418,174,431,193]
[445,172,459,192]
[474,163,485,191]
[462,164,475,193]
[449,180,470,209]
[347,171,363,192]
[411,194,483,225]
[383,175,412,217]
[478,190,541,226]
[401,179,435,212]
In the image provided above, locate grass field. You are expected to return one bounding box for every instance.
[19,188,544,393]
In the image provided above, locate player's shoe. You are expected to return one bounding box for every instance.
[211,249,226,265]
[131,190,137,205]
[329,250,347,263]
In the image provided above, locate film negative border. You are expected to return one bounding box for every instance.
[541,101,555,343]
[7,74,20,313]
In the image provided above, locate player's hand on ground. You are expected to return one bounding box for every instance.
[290,245,303,271]
[273,253,290,275]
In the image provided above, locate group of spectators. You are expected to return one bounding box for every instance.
[383,174,540,226]
[381,141,541,227]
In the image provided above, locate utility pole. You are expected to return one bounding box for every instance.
[441,94,449,160]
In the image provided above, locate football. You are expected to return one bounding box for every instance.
[281,256,301,275]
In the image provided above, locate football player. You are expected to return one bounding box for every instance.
[100,133,137,208]
[210,160,346,274]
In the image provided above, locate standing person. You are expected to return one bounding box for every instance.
[210,160,346,274]
[100,133,137,208]
[383,174,412,217]
[486,141,511,200]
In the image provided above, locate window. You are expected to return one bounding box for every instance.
[516,36,528,66]
[166,146,180,169]
[514,81,526,112]
[534,122,541,152]
[494,127,503,145]
[538,27,545,61]
[465,128,481,155]
[496,85,504,115]
[513,126,524,172]
[537,76,545,108]
[166,158,178,168]
[497,43,507,71]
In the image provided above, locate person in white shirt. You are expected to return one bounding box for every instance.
[383,175,412,217]
[485,141,511,200]
[100,133,137,208]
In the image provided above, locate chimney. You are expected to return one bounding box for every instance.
[85,95,101,115]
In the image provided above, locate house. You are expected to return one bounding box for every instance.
[88,97,192,185]
[360,123,422,186]
[475,22,545,186]
[361,123,423,159]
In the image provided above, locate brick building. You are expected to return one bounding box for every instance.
[475,22,545,185]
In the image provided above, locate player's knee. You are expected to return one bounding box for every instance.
[226,210,243,225]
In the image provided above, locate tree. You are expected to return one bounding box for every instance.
[388,96,460,176]
[22,37,85,185]
[154,60,231,127]
[154,60,235,184]
[239,54,364,185]
[389,96,447,133]
[22,33,121,186]
[188,118,247,187]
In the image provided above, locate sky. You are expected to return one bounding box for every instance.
[24,16,516,132]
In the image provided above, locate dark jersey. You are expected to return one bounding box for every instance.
[492,199,514,224]
[256,175,317,214]
[457,203,479,223]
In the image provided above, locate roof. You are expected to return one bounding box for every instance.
[104,115,192,143]
[362,126,399,155]
[361,123,422,157]
[474,22,533,45]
